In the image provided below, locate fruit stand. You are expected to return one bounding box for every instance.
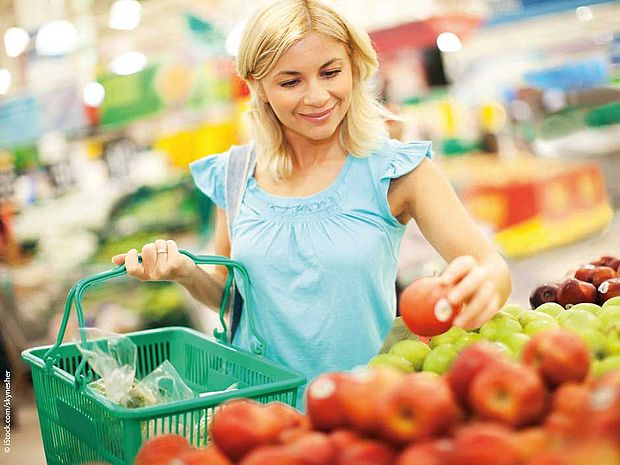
[23,253,620,465]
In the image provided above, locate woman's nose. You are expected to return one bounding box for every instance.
[303,79,330,107]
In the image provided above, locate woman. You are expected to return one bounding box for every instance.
[113,0,511,395]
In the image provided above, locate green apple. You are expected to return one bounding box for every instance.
[592,356,620,378]
[422,344,458,374]
[495,331,531,359]
[602,296,620,309]
[479,314,522,340]
[499,303,524,319]
[429,326,467,349]
[523,319,559,336]
[599,306,620,327]
[557,309,602,332]
[369,354,414,372]
[389,339,431,371]
[569,302,603,316]
[491,341,514,359]
[518,310,557,327]
[535,302,565,318]
[606,326,620,356]
[603,319,620,335]
[454,332,483,352]
[572,328,608,360]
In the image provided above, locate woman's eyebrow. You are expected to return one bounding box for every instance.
[274,58,344,77]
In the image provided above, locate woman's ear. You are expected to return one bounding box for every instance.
[252,79,268,103]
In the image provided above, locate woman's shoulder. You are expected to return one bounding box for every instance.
[188,148,235,209]
[366,138,433,179]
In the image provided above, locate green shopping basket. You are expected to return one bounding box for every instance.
[21,251,306,465]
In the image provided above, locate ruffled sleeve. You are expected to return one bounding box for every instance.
[370,139,433,226]
[189,151,229,210]
[380,139,433,180]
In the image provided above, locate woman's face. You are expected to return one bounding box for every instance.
[260,32,353,146]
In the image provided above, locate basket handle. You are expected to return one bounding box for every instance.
[42,251,267,375]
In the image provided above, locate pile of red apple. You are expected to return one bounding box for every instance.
[133,330,620,465]
[530,254,620,308]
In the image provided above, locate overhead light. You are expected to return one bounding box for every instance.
[225,21,246,57]
[4,27,30,58]
[575,6,593,22]
[109,51,147,76]
[35,20,78,56]
[0,69,11,95]
[437,32,462,53]
[83,82,105,106]
[108,0,142,30]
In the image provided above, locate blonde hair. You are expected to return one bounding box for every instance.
[236,0,389,179]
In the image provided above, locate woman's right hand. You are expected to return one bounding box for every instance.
[111,239,197,284]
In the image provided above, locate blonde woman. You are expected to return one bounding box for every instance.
[113,0,511,401]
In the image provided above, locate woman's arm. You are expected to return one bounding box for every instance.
[389,157,512,329]
[176,207,230,309]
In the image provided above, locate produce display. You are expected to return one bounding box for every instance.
[29,252,620,465]
[371,255,620,379]
[130,330,620,465]
[371,297,620,378]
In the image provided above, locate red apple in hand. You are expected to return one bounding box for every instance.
[469,362,546,427]
[598,278,620,304]
[400,277,462,337]
[378,372,462,444]
[446,342,510,409]
[522,329,591,388]
[556,278,597,307]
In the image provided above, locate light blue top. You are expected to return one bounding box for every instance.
[190,139,432,403]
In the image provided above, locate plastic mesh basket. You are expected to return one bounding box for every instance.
[22,252,306,465]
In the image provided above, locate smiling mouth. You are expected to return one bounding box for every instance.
[299,104,337,118]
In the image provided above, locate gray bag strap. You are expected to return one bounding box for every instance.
[225,143,256,240]
[223,143,255,342]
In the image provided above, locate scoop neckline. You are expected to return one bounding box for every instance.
[248,154,353,206]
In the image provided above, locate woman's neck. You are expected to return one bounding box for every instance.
[284,128,346,170]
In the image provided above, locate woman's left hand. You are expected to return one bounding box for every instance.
[440,255,501,329]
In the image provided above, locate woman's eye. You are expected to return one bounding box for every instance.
[323,69,341,78]
[280,79,299,88]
